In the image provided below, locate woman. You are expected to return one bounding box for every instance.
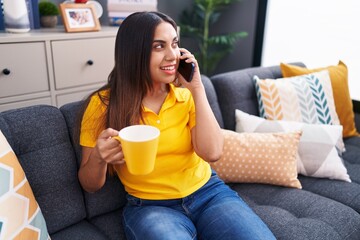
[79,11,275,240]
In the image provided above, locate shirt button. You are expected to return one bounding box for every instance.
[156,120,161,124]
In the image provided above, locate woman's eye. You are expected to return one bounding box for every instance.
[154,44,163,49]
[172,41,179,48]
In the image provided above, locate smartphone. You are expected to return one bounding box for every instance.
[178,52,195,82]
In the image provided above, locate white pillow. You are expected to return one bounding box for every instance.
[235,109,351,182]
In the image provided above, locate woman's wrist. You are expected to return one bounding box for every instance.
[188,81,205,96]
[89,149,108,169]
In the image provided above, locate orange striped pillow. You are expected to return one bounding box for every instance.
[253,70,345,153]
[281,61,359,138]
[254,70,340,125]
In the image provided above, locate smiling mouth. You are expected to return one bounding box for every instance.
[160,65,175,71]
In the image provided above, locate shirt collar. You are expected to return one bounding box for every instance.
[142,84,185,114]
[169,83,186,103]
[159,84,185,112]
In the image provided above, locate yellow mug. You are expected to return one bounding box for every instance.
[118,125,160,175]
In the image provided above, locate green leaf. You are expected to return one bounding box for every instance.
[208,32,248,46]
[179,0,248,75]
[179,25,202,37]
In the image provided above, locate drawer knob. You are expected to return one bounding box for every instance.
[2,68,11,75]
[87,60,94,65]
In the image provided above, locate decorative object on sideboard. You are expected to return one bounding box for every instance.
[38,0,59,28]
[25,0,41,29]
[63,0,103,19]
[0,1,5,30]
[59,3,100,32]
[107,0,157,26]
[3,0,30,33]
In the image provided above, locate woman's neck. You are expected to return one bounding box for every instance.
[148,83,169,97]
[143,84,169,114]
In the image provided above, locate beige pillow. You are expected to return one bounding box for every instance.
[235,109,351,182]
[211,129,302,189]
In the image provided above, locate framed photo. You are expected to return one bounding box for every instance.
[60,3,101,33]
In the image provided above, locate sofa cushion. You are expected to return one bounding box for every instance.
[0,105,86,234]
[294,136,360,214]
[235,109,350,182]
[201,75,224,128]
[210,63,306,131]
[299,175,360,214]
[231,183,360,239]
[343,137,360,185]
[211,129,301,188]
[0,131,50,240]
[281,61,359,138]
[50,220,109,240]
[60,101,127,219]
[89,208,125,240]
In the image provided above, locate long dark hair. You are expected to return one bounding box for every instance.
[77,12,177,170]
[106,11,177,131]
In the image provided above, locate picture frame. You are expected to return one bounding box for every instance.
[60,3,101,33]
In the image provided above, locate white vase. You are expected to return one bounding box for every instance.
[3,0,30,33]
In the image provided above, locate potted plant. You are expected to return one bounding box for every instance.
[179,0,248,75]
[38,0,60,28]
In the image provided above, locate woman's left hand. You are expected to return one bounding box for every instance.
[176,48,203,91]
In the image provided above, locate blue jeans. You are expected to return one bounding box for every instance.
[123,171,276,240]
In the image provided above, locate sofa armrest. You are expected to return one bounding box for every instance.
[353,100,360,131]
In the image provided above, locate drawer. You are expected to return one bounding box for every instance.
[0,42,49,98]
[52,37,115,90]
[0,97,52,112]
[56,89,96,107]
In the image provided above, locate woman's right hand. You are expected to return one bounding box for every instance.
[79,128,124,193]
[91,128,125,166]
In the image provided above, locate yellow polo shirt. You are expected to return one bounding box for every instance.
[80,84,211,200]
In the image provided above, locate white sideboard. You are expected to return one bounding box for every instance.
[0,27,118,112]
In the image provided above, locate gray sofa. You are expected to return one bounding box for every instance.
[1,63,359,239]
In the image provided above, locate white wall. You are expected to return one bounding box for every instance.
[261,0,360,100]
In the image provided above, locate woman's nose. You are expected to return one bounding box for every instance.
[165,48,177,61]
